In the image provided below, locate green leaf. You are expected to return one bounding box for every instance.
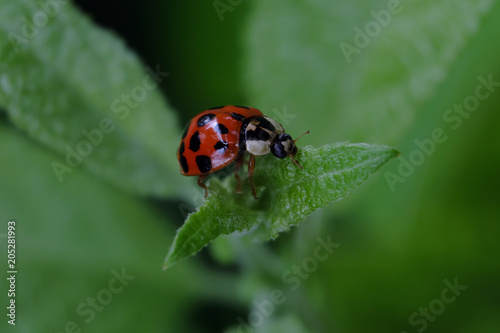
[0,1,183,197]
[164,143,398,268]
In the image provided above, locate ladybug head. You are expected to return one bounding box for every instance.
[271,133,296,159]
[271,130,310,169]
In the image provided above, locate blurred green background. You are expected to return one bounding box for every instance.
[1,0,499,332]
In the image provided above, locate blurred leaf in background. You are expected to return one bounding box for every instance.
[1,0,499,332]
[0,0,185,198]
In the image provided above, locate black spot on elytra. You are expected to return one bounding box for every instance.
[197,113,215,127]
[231,113,246,121]
[208,106,224,110]
[189,131,201,152]
[179,155,189,173]
[216,124,229,134]
[246,127,270,141]
[196,155,212,173]
[234,105,250,110]
[178,142,189,172]
[214,141,228,151]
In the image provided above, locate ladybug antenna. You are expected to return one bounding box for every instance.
[289,130,310,169]
[294,130,310,143]
[290,155,303,169]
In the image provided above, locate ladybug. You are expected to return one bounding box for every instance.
[177,105,309,198]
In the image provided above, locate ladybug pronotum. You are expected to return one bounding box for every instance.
[177,105,309,198]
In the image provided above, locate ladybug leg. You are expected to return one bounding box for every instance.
[197,174,209,198]
[234,153,244,194]
[248,154,259,199]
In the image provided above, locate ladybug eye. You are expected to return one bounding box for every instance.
[271,134,295,159]
[280,134,292,142]
[271,141,287,159]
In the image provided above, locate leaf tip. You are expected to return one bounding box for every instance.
[377,145,400,160]
[391,148,402,158]
[162,255,177,270]
[162,247,178,270]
